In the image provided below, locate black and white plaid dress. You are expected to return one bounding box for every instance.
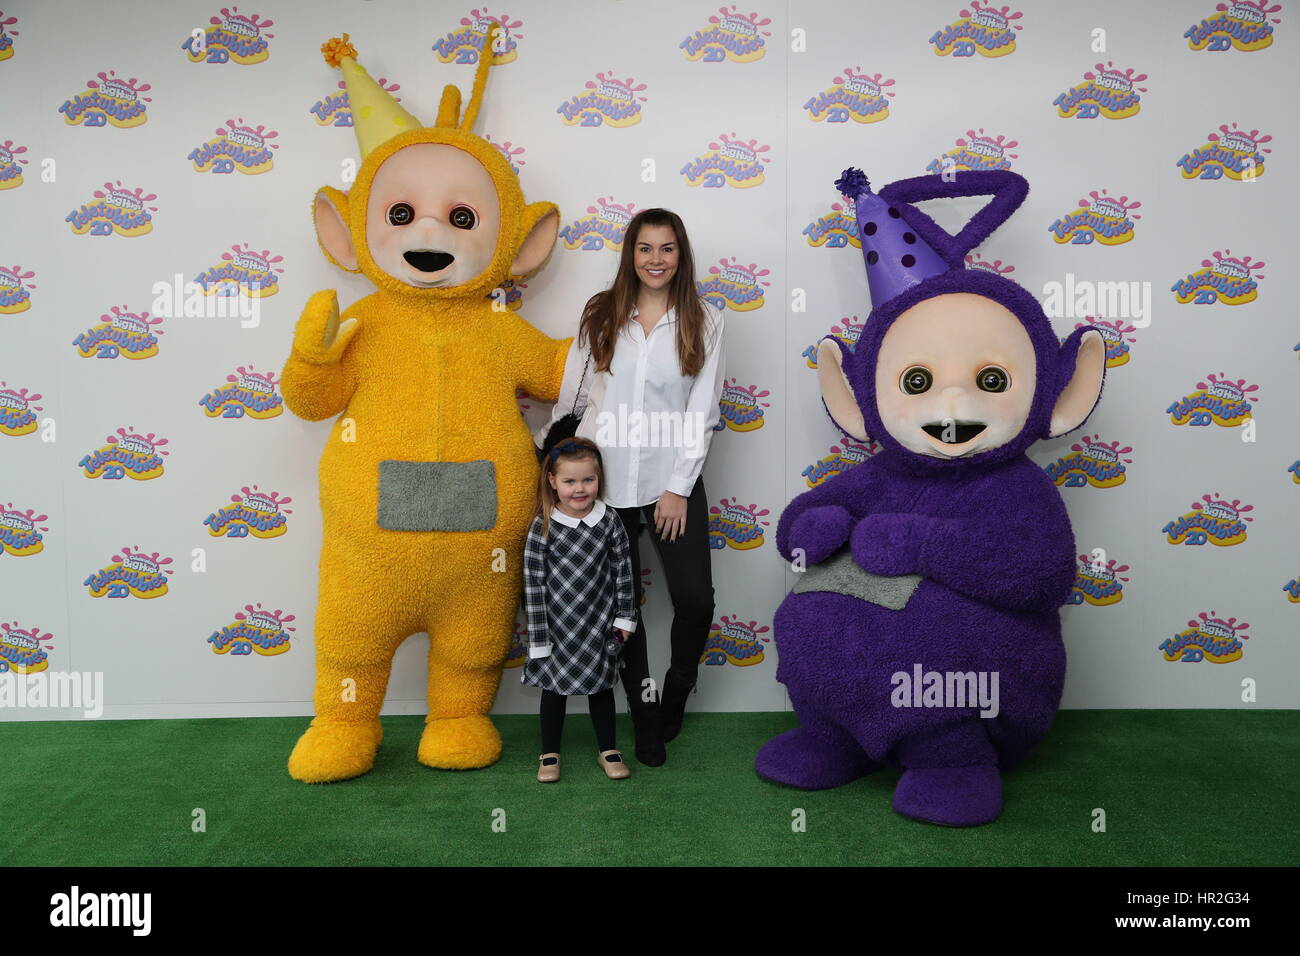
[522,498,638,696]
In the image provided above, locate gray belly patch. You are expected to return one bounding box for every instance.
[791,548,922,610]
[378,460,497,532]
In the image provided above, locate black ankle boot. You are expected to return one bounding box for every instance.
[660,671,696,744]
[627,698,666,767]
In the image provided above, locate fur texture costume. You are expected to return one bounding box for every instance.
[756,168,1107,825]
[283,28,571,782]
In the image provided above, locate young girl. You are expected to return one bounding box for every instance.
[535,208,724,766]
[523,436,638,782]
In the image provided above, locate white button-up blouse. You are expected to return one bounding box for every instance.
[534,299,726,509]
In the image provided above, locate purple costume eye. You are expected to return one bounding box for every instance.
[976,366,1010,392]
[900,366,932,394]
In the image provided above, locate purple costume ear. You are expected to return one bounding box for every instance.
[1047,325,1107,438]
[876,170,1029,269]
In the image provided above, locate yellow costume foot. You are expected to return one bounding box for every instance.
[417,715,502,770]
[288,720,383,783]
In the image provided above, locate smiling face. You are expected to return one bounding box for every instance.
[549,456,600,517]
[365,143,501,289]
[633,223,679,292]
[874,293,1036,459]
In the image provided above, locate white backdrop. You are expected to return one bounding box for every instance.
[1,0,1296,721]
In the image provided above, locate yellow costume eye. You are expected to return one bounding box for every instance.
[450,205,477,230]
[387,202,414,226]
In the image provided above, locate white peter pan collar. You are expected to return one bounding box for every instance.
[549,498,607,528]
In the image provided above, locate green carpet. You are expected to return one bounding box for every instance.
[2,710,1295,866]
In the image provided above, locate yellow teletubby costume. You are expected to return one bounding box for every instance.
[283,27,572,782]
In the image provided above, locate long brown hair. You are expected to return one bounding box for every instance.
[579,208,709,377]
[534,436,605,539]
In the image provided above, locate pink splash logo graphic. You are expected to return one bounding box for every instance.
[0,622,53,674]
[0,264,35,313]
[485,133,526,175]
[804,67,896,124]
[1045,434,1133,488]
[560,196,640,251]
[0,502,47,557]
[682,5,772,62]
[1163,493,1253,547]
[1049,189,1141,245]
[311,77,402,128]
[1054,62,1148,119]
[1172,249,1264,306]
[0,381,41,437]
[67,181,157,237]
[0,11,18,61]
[698,257,770,312]
[199,365,283,420]
[208,603,295,656]
[190,118,279,174]
[1161,611,1250,663]
[0,138,28,189]
[195,243,283,297]
[557,70,647,127]
[72,305,164,360]
[702,614,771,666]
[1178,122,1272,180]
[926,129,1018,174]
[204,484,292,539]
[79,427,170,480]
[803,317,866,368]
[59,71,152,128]
[803,439,881,488]
[1069,316,1138,368]
[1068,552,1130,606]
[804,193,860,249]
[718,379,770,433]
[930,2,1023,57]
[1167,372,1259,427]
[85,546,174,599]
[709,497,770,550]
[433,8,522,64]
[682,132,770,188]
[182,7,274,65]
[1186,1,1280,51]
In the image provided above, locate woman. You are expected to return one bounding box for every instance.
[535,208,725,766]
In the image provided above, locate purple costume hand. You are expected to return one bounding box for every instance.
[788,505,853,565]
[849,513,929,576]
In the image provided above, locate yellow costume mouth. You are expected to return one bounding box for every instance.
[403,249,454,273]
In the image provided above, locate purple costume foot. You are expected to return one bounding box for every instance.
[892,767,1003,827]
[756,727,882,790]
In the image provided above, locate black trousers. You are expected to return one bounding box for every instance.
[613,475,716,707]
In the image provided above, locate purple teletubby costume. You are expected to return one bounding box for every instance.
[755,168,1108,826]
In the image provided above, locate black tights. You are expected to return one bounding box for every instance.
[540,688,616,753]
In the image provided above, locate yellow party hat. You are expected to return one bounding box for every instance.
[321,34,422,159]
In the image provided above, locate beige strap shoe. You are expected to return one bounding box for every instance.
[537,753,561,783]
[597,749,631,780]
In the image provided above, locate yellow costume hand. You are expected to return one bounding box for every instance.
[293,290,360,364]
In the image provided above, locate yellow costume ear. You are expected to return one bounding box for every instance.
[314,186,359,273]
[510,201,560,277]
